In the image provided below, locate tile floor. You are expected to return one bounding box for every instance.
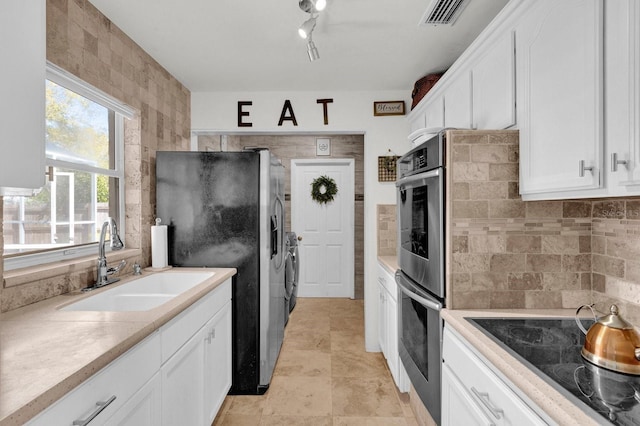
[213,298,418,425]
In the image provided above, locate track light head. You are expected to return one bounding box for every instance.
[299,0,326,13]
[298,16,316,39]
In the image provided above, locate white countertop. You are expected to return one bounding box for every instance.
[442,309,600,426]
[0,267,236,426]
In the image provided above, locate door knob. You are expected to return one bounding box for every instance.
[297,236,303,241]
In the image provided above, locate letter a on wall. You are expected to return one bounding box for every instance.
[278,100,298,126]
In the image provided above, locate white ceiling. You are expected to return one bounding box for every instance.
[88,0,509,93]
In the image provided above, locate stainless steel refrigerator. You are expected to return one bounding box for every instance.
[156,149,286,394]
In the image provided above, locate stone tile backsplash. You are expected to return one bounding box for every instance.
[445,130,640,325]
[377,205,397,257]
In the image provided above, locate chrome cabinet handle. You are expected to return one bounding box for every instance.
[72,395,116,425]
[470,387,503,420]
[205,328,216,344]
[579,160,594,177]
[611,153,628,172]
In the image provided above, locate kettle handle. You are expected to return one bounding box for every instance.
[575,304,597,335]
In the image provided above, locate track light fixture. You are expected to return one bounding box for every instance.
[297,0,325,61]
[298,16,316,39]
[299,0,326,13]
[307,39,320,61]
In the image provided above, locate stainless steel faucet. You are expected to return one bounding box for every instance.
[86,217,126,291]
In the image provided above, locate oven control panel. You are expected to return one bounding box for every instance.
[397,132,444,178]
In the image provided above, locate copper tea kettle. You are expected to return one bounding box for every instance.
[576,304,640,375]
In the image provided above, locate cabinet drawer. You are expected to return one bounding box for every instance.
[161,278,231,362]
[28,331,161,425]
[376,263,397,302]
[443,326,546,426]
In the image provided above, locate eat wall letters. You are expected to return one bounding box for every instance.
[237,99,334,127]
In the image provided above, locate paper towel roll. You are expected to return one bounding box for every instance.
[151,218,168,269]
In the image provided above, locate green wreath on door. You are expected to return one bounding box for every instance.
[310,175,338,204]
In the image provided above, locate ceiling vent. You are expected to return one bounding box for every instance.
[419,0,470,26]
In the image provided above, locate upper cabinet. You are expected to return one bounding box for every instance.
[471,31,516,130]
[409,0,640,200]
[604,0,640,191]
[0,0,46,193]
[517,0,604,197]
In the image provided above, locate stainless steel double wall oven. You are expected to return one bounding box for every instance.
[395,131,445,424]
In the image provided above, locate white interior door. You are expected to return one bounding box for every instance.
[291,159,354,298]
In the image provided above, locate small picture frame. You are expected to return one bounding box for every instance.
[373,101,405,116]
[316,138,331,156]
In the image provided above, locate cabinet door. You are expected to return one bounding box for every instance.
[0,0,45,191]
[424,96,445,129]
[444,73,472,129]
[606,0,640,188]
[472,32,516,130]
[442,364,494,426]
[105,373,161,426]
[518,0,604,196]
[377,280,388,356]
[204,301,232,425]
[162,326,205,426]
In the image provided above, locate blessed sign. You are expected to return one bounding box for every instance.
[373,101,405,116]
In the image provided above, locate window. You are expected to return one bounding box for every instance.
[3,63,134,270]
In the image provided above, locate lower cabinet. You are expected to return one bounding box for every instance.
[105,373,162,426]
[442,325,547,426]
[162,301,231,426]
[377,262,409,393]
[28,278,232,426]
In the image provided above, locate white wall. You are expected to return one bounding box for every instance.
[192,90,409,351]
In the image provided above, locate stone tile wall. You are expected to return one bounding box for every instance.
[377,204,397,257]
[199,134,366,299]
[591,201,640,325]
[446,130,593,310]
[0,0,190,312]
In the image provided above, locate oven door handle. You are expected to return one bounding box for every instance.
[396,273,442,312]
[396,168,441,188]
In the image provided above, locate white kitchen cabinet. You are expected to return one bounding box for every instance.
[442,325,547,426]
[377,262,409,392]
[517,0,604,197]
[424,96,445,130]
[162,319,207,426]
[0,0,46,193]
[28,278,232,426]
[204,302,232,423]
[162,285,232,426]
[471,31,516,130]
[444,72,472,129]
[28,331,162,426]
[105,373,161,426]
[604,0,640,190]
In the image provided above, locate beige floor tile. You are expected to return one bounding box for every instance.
[262,376,332,417]
[329,316,364,334]
[214,298,418,425]
[329,330,366,353]
[274,349,331,377]
[332,377,404,417]
[281,328,331,353]
[332,417,412,425]
[213,414,261,426]
[285,314,331,334]
[259,415,332,425]
[330,350,388,378]
[225,395,267,415]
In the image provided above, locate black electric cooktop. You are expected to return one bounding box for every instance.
[467,317,640,426]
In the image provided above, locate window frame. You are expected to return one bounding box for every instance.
[3,62,134,271]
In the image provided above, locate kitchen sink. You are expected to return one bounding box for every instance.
[60,271,215,312]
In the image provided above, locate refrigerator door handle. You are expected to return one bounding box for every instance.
[274,195,286,269]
